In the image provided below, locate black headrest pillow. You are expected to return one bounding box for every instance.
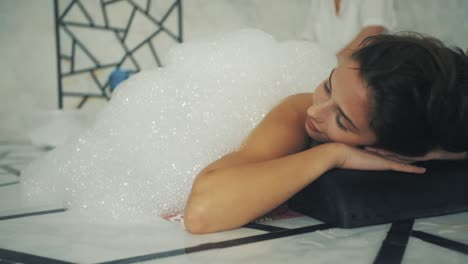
[288,160,468,228]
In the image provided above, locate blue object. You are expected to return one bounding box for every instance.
[109,69,130,92]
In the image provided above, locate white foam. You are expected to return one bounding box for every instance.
[20,29,335,223]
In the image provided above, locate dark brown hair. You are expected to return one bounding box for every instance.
[352,32,468,155]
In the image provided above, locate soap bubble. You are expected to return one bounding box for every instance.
[21,29,335,223]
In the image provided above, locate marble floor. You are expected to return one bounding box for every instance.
[0,141,467,264]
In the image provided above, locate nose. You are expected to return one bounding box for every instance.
[307,99,334,123]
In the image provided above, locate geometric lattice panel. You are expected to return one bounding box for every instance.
[54,0,183,108]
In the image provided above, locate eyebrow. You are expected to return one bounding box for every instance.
[328,69,359,132]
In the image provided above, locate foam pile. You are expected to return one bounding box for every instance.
[21,29,334,223]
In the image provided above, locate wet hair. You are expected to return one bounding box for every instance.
[351,32,468,156]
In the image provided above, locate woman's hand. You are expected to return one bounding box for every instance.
[364,147,467,163]
[329,143,426,174]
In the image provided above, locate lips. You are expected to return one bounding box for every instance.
[306,118,322,133]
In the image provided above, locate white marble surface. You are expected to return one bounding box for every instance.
[0,142,467,263]
[0,209,265,263]
[1,201,466,263]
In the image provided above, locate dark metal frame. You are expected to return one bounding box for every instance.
[53,0,183,109]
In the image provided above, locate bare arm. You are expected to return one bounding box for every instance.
[184,143,338,234]
[184,93,321,233]
[184,93,425,234]
[336,25,384,64]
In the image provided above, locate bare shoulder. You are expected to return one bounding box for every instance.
[282,93,314,113]
[199,93,313,174]
[241,92,313,155]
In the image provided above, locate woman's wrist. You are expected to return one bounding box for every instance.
[310,142,346,171]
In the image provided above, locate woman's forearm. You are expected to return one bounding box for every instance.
[184,143,338,234]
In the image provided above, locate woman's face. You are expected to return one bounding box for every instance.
[305,59,377,146]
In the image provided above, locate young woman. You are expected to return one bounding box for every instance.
[184,33,468,234]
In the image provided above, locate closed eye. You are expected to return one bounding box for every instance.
[323,80,348,131]
[323,81,331,94]
[336,114,348,131]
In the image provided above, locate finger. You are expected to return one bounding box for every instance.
[389,162,426,174]
[366,148,414,163]
[391,153,427,162]
[384,156,415,164]
[367,147,425,162]
[365,147,388,155]
[359,151,421,171]
[388,154,424,164]
[441,151,467,160]
[375,148,401,159]
[365,147,378,152]
[426,150,468,160]
[365,147,395,158]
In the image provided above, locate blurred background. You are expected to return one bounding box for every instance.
[1,0,467,142]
